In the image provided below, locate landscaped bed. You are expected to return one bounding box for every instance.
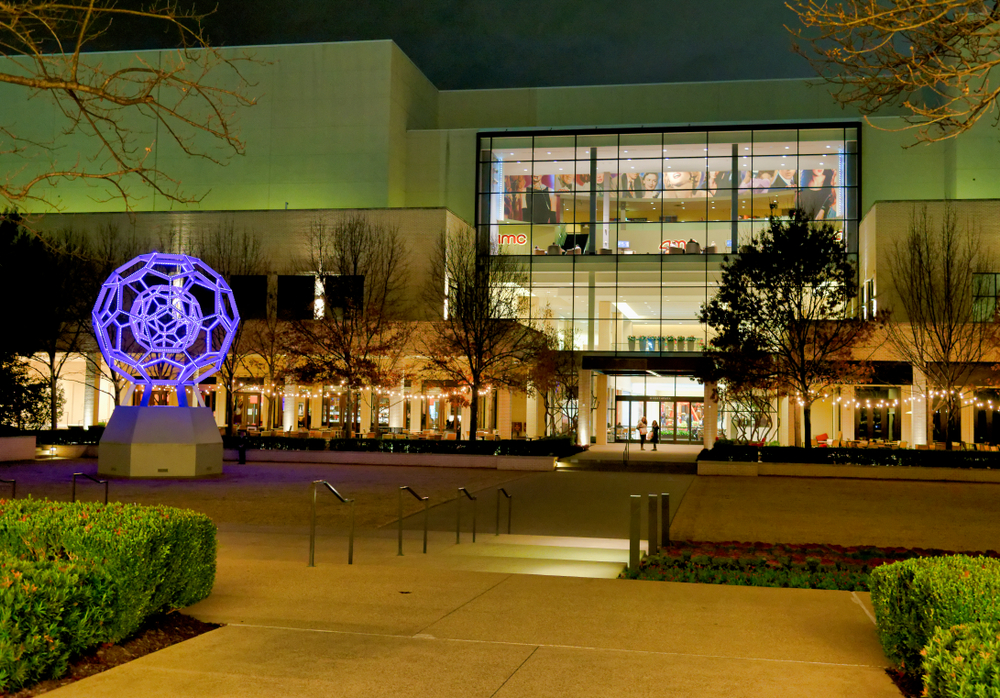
[621,540,1000,590]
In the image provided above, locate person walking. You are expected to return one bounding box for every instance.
[638,416,648,450]
[650,419,659,451]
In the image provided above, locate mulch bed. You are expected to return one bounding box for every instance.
[2,612,220,698]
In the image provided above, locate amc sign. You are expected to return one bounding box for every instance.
[499,233,528,246]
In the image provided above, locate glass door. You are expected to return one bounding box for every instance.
[675,401,691,442]
[659,401,675,441]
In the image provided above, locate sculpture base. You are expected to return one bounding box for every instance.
[99,406,223,478]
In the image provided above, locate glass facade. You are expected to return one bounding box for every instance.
[476,124,860,353]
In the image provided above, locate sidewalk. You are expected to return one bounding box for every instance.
[46,530,898,698]
[26,460,999,696]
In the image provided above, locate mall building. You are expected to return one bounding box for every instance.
[5,40,1000,446]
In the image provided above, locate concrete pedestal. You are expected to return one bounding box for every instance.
[99,406,223,478]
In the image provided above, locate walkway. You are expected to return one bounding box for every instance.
[14,457,995,696]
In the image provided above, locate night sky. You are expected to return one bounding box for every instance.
[100,0,814,90]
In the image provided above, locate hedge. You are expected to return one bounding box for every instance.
[869,556,1000,679]
[700,444,1000,469]
[922,622,1000,698]
[0,554,113,691]
[222,434,582,458]
[22,428,105,446]
[0,499,216,644]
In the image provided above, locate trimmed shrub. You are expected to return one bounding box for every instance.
[0,554,114,691]
[0,499,216,643]
[869,556,1000,678]
[222,435,325,451]
[922,622,1000,698]
[701,443,1000,469]
[223,434,582,458]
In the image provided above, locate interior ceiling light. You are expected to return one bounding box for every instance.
[615,302,640,319]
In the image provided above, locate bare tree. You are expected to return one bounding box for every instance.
[883,204,999,447]
[0,0,256,210]
[241,276,293,430]
[420,225,540,440]
[287,216,412,438]
[193,220,266,434]
[529,324,579,437]
[82,221,151,408]
[787,1,1000,143]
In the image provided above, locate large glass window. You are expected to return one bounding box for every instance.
[479,124,860,355]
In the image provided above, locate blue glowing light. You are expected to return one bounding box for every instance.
[92,252,240,407]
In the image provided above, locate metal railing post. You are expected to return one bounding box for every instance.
[496,488,512,535]
[648,493,658,556]
[456,487,478,544]
[398,486,429,555]
[308,480,354,567]
[423,497,428,554]
[661,492,670,547]
[71,473,108,504]
[629,494,641,570]
[0,477,16,500]
[309,482,318,566]
[398,487,404,556]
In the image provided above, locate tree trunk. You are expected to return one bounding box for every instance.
[344,390,354,439]
[469,384,479,440]
[224,378,235,437]
[803,404,812,448]
[47,351,58,431]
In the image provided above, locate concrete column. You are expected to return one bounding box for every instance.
[309,392,323,429]
[83,352,100,428]
[901,384,913,446]
[461,403,471,438]
[840,385,855,441]
[526,389,541,439]
[961,389,975,444]
[703,381,719,449]
[578,368,592,447]
[359,389,372,434]
[283,380,295,432]
[598,301,613,350]
[498,389,512,439]
[778,395,789,445]
[595,373,608,445]
[912,368,928,446]
[409,397,422,433]
[389,382,405,429]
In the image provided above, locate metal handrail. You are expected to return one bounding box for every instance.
[496,487,512,535]
[398,486,429,555]
[456,487,477,544]
[308,480,355,567]
[71,472,108,504]
[0,477,15,499]
[623,436,630,465]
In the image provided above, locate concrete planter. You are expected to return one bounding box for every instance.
[223,449,556,471]
[0,436,35,462]
[698,459,1000,483]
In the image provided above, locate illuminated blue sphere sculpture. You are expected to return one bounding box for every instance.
[92,252,240,407]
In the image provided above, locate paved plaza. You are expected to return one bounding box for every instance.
[2,453,997,696]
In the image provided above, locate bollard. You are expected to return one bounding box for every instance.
[629,494,641,571]
[647,493,658,556]
[661,492,670,546]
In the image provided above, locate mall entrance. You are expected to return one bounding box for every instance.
[614,396,704,444]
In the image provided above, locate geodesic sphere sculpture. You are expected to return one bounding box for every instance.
[92,252,240,401]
